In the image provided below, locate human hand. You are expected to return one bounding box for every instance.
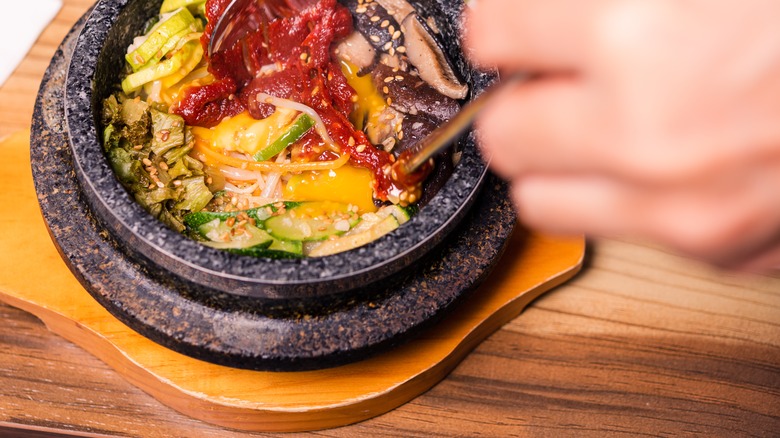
[464,0,780,271]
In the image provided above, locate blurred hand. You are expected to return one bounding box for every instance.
[464,0,780,271]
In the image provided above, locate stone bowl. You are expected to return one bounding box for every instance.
[64,0,492,301]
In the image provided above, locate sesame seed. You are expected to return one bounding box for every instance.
[388,25,395,34]
[384,76,394,83]
[383,41,392,51]
[398,130,404,140]
[159,161,169,170]
[142,158,152,166]
[348,136,356,146]
[383,86,389,94]
[370,16,380,22]
[386,97,393,105]
[370,35,381,43]
[156,181,165,188]
[392,30,401,40]
[395,75,404,81]
[380,20,389,28]
[355,6,367,13]
[356,144,366,153]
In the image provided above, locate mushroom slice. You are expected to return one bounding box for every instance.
[341,0,405,58]
[372,64,460,122]
[402,13,468,100]
[375,0,415,24]
[335,31,377,71]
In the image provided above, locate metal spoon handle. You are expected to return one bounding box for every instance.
[398,73,525,175]
[208,0,296,57]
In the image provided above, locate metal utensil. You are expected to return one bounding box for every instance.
[208,0,296,57]
[393,73,525,178]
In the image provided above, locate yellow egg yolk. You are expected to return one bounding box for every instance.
[284,166,377,213]
[340,60,387,131]
[190,109,298,157]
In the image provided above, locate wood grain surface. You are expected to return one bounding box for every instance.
[1,1,779,436]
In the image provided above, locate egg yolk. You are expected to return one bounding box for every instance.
[190,109,298,157]
[340,60,387,131]
[284,166,377,213]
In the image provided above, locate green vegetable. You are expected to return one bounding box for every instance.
[160,0,207,14]
[308,215,400,257]
[175,176,213,213]
[253,114,315,161]
[122,39,203,94]
[150,109,186,156]
[183,202,299,230]
[102,91,210,233]
[186,208,304,257]
[264,201,360,242]
[125,7,197,71]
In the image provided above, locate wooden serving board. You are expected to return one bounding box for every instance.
[0,129,585,432]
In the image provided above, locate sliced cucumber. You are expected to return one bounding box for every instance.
[183,202,299,230]
[308,215,399,257]
[126,8,196,71]
[184,203,304,257]
[253,114,315,161]
[264,201,360,242]
[268,238,304,255]
[376,204,413,225]
[160,0,207,14]
[199,220,271,248]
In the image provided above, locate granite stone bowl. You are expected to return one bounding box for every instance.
[64,0,493,300]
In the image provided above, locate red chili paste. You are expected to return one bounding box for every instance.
[171,0,398,199]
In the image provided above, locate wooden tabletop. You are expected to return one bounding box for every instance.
[1,1,778,436]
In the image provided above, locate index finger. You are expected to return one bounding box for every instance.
[463,0,595,71]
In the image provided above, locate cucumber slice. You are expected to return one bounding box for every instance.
[122,52,183,93]
[376,204,413,224]
[160,0,207,14]
[197,217,304,257]
[253,114,315,161]
[264,201,360,242]
[183,202,298,230]
[308,215,399,257]
[268,238,304,255]
[200,221,273,250]
[126,8,196,71]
